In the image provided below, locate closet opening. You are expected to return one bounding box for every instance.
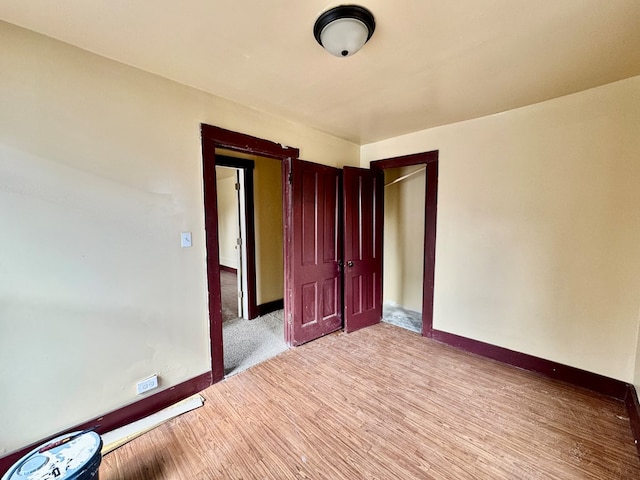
[381,165,426,333]
[371,151,438,337]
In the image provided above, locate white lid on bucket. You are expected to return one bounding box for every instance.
[2,431,102,480]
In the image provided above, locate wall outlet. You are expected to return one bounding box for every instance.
[136,374,159,395]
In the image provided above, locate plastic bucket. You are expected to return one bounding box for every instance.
[2,431,102,480]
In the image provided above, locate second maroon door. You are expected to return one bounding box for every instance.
[343,166,383,333]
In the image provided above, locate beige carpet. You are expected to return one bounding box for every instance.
[222,309,287,377]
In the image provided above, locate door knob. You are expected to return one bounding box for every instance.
[347,261,354,267]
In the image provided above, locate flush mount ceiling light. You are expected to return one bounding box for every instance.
[313,5,376,57]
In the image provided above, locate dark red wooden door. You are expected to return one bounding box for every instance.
[286,159,343,346]
[343,166,383,333]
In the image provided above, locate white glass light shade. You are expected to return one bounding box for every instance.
[313,5,376,58]
[320,18,369,57]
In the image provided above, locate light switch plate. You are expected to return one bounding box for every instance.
[181,231,192,248]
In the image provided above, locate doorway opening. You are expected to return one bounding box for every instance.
[381,165,426,333]
[216,165,244,321]
[372,151,438,337]
[215,151,288,376]
[201,125,299,382]
[215,155,258,321]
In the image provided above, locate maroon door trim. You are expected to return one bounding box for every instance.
[371,151,439,337]
[201,125,299,382]
[201,124,300,159]
[626,385,640,455]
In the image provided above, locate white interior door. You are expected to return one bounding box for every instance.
[236,170,249,319]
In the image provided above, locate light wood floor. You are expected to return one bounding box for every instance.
[101,323,640,479]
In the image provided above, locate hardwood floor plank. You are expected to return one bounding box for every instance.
[101,323,640,479]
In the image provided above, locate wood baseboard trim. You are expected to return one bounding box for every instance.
[431,329,628,401]
[219,265,237,274]
[0,371,212,477]
[257,299,284,317]
[626,385,640,456]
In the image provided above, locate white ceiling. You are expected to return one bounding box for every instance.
[2,1,640,145]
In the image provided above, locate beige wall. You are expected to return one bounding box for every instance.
[363,76,640,384]
[216,168,239,269]
[0,21,358,455]
[383,167,426,312]
[253,157,284,305]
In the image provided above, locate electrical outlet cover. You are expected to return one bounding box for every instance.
[136,375,159,395]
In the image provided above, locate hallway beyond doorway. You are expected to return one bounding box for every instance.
[220,269,239,322]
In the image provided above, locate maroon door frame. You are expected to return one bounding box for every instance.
[201,124,299,382]
[215,155,258,320]
[370,151,439,337]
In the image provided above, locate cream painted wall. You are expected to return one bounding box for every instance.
[383,166,425,312]
[253,157,284,305]
[0,21,358,455]
[362,76,640,384]
[216,168,239,269]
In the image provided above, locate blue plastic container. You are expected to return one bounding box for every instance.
[2,431,102,480]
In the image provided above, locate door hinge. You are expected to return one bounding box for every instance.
[235,183,240,191]
[237,237,242,246]
[238,291,243,299]
[288,171,293,184]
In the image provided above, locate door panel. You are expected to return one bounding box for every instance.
[343,166,383,333]
[286,159,343,346]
